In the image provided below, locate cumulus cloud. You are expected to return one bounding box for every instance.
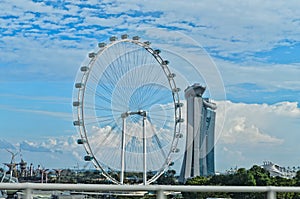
[214,100,300,170]
[12,135,79,155]
[271,101,300,116]
[20,140,51,152]
[0,135,85,168]
[216,101,299,145]
[222,116,283,145]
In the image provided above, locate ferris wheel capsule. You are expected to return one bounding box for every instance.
[98,42,106,48]
[73,120,82,126]
[175,132,183,138]
[77,139,86,144]
[154,49,161,55]
[175,102,184,108]
[162,60,169,65]
[132,36,140,40]
[80,66,89,72]
[176,118,184,123]
[72,101,80,107]
[121,34,128,39]
[84,155,94,161]
[144,41,151,46]
[172,87,181,93]
[75,83,84,88]
[109,36,117,42]
[88,52,96,58]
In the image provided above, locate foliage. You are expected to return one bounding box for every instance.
[248,165,272,186]
[182,165,300,199]
[156,169,177,185]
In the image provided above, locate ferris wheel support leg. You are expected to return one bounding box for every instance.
[120,117,126,184]
[143,116,147,185]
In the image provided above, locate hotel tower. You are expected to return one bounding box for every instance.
[179,83,217,183]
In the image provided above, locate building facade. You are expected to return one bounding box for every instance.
[179,83,217,183]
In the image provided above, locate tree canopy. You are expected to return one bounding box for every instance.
[183,165,300,199]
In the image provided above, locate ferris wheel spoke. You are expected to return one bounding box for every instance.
[139,98,173,110]
[83,121,100,126]
[95,118,119,126]
[151,132,167,160]
[102,126,120,146]
[93,122,120,148]
[91,134,117,155]
[84,118,115,127]
[129,93,172,111]
[94,90,113,104]
[95,118,115,124]
[95,107,124,113]
[85,106,119,112]
[95,114,115,119]
[84,85,112,105]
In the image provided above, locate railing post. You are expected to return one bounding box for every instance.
[267,189,276,199]
[157,189,166,199]
[24,187,32,199]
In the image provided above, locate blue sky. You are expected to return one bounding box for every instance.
[1,0,300,173]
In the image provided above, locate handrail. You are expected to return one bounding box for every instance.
[2,183,300,199]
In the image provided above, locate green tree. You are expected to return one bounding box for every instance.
[157,170,177,185]
[183,176,230,199]
[249,165,272,186]
[186,176,209,185]
[232,168,256,186]
[295,170,300,186]
[209,173,231,185]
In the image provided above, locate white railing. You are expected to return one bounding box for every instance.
[1,183,300,199]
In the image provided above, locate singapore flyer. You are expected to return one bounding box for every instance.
[72,34,183,184]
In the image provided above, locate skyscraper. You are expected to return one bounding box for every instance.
[179,83,217,183]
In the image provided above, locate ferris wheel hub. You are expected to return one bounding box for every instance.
[121,110,147,118]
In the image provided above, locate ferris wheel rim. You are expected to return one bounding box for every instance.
[72,35,183,184]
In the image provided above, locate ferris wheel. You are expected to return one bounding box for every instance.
[72,34,183,185]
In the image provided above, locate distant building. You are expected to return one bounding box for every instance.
[262,161,297,179]
[19,159,27,177]
[179,83,217,183]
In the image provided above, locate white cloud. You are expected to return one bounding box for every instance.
[271,102,300,116]
[0,105,72,121]
[1,0,300,89]
[118,0,300,52]
[221,116,283,145]
[215,100,300,170]
[0,94,70,104]
[217,59,300,91]
[3,0,300,52]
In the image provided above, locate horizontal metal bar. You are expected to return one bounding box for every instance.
[2,183,300,194]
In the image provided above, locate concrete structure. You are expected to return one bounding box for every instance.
[179,83,217,183]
